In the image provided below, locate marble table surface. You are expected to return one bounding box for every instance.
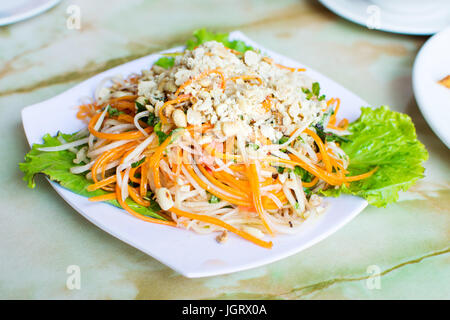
[0,0,448,299]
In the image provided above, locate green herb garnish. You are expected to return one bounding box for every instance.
[131,157,146,168]
[302,82,326,101]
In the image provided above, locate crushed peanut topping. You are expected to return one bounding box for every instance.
[130,41,326,142]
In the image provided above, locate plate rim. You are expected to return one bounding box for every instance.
[0,0,61,26]
[21,31,369,278]
[412,26,450,148]
[318,0,449,35]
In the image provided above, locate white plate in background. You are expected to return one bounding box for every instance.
[319,0,450,35]
[21,32,369,278]
[0,0,61,26]
[413,27,450,148]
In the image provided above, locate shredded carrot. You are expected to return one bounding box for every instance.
[262,96,272,112]
[262,191,287,209]
[247,163,274,236]
[128,186,150,207]
[150,135,173,188]
[198,165,250,199]
[87,175,117,192]
[159,94,191,124]
[213,170,250,193]
[129,167,141,184]
[175,69,226,97]
[115,179,175,226]
[338,118,349,130]
[182,152,251,206]
[140,160,148,198]
[224,47,242,55]
[302,176,319,188]
[287,154,343,185]
[304,128,333,173]
[327,98,341,127]
[203,144,344,185]
[106,95,138,104]
[344,167,378,182]
[170,207,273,249]
[113,100,135,111]
[88,193,117,202]
[229,164,246,172]
[228,75,263,85]
[77,104,98,120]
[91,148,115,184]
[262,57,306,72]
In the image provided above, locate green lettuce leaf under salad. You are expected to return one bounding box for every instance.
[19,132,164,220]
[320,106,428,207]
[19,30,428,213]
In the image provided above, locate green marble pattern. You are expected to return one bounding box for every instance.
[0,0,448,299]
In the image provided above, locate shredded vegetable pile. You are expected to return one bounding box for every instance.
[20,30,428,249]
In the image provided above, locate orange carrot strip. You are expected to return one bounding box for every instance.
[129,167,141,184]
[304,128,333,173]
[213,170,250,193]
[344,167,378,182]
[140,160,148,198]
[198,165,250,199]
[262,96,272,112]
[262,57,306,72]
[224,47,242,55]
[105,95,138,104]
[91,148,115,184]
[302,176,319,188]
[204,145,344,185]
[182,153,251,206]
[115,181,175,226]
[128,186,150,207]
[159,94,191,124]
[262,191,287,209]
[87,175,117,192]
[287,154,343,185]
[149,135,173,189]
[170,207,273,249]
[175,69,226,97]
[228,75,263,85]
[338,118,349,130]
[228,164,246,172]
[88,193,117,202]
[327,124,347,131]
[113,100,135,111]
[327,98,341,126]
[247,163,274,236]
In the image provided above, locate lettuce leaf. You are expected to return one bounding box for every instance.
[321,106,428,207]
[185,28,254,53]
[19,132,165,220]
[154,56,175,69]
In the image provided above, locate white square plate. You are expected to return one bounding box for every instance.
[413,26,450,148]
[21,32,368,278]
